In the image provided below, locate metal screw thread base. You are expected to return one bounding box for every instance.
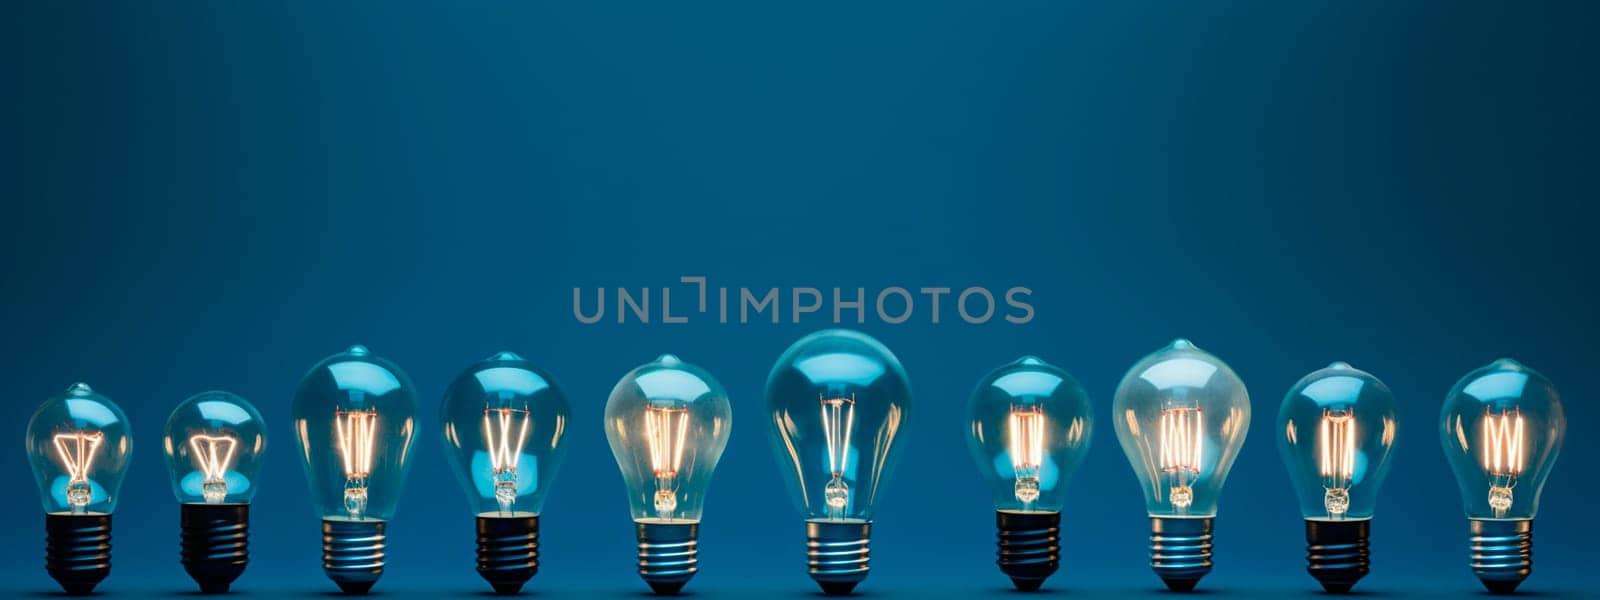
[806,520,871,595]
[637,521,698,595]
[322,519,386,595]
[1469,519,1532,594]
[181,503,249,593]
[45,513,112,596]
[1149,517,1213,592]
[1305,519,1370,593]
[996,510,1060,591]
[477,515,539,595]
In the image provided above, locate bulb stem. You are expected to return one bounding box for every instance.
[1304,518,1370,593]
[477,514,539,594]
[637,521,698,595]
[1469,518,1532,594]
[44,512,112,596]
[322,518,385,594]
[806,520,870,595]
[180,503,249,593]
[1149,517,1213,592]
[995,510,1060,591]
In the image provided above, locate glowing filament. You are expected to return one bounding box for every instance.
[644,404,690,515]
[1008,406,1046,504]
[1159,406,1203,510]
[483,404,532,513]
[820,394,856,514]
[53,431,104,513]
[1318,409,1356,516]
[188,434,239,504]
[334,408,378,518]
[1481,407,1525,515]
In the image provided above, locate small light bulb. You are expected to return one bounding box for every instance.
[1440,359,1565,594]
[604,354,732,595]
[966,356,1093,591]
[162,391,268,593]
[25,383,133,596]
[767,329,912,595]
[292,345,419,595]
[1276,362,1397,593]
[440,351,570,595]
[1112,339,1250,592]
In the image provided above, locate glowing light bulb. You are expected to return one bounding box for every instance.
[767,329,912,595]
[1440,359,1565,594]
[25,383,133,595]
[292,345,419,595]
[1276,362,1397,593]
[441,351,570,594]
[605,354,732,594]
[1112,339,1249,592]
[966,356,1093,591]
[162,391,267,593]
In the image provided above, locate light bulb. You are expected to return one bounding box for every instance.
[25,383,132,595]
[1276,362,1397,593]
[966,356,1093,591]
[292,345,419,594]
[162,390,268,593]
[605,354,732,595]
[441,351,570,594]
[766,329,912,595]
[1440,358,1565,594]
[1112,339,1249,592]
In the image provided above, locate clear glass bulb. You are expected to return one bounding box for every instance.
[768,329,912,522]
[1113,339,1249,591]
[1440,358,1564,520]
[967,356,1093,513]
[767,329,911,594]
[163,391,267,505]
[1113,339,1250,518]
[26,383,133,515]
[292,345,419,522]
[441,351,570,517]
[605,354,731,524]
[1277,362,1397,520]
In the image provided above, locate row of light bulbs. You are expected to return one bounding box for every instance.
[23,330,1564,596]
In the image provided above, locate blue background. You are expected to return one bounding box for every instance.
[5,1,1595,597]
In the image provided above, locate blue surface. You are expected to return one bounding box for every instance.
[4,1,1595,597]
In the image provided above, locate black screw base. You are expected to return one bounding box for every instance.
[181,503,250,593]
[806,520,870,595]
[1305,519,1369,593]
[637,521,698,595]
[1150,517,1213,592]
[45,513,112,596]
[1470,519,1532,594]
[322,519,385,594]
[996,510,1060,591]
[478,514,539,594]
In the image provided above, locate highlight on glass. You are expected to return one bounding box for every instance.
[1276,362,1397,593]
[441,351,570,594]
[163,391,267,593]
[767,329,912,595]
[1440,359,1565,594]
[605,354,732,594]
[293,345,419,595]
[966,356,1093,591]
[25,383,132,595]
[1112,339,1249,592]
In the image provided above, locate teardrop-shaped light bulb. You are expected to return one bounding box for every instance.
[766,329,912,595]
[1440,359,1565,594]
[966,356,1093,591]
[1112,339,1250,592]
[1276,362,1397,592]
